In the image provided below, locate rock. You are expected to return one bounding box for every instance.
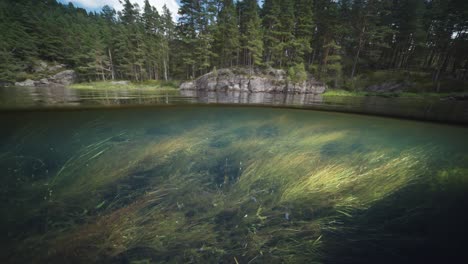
[48,64,66,72]
[34,78,53,88]
[50,70,76,85]
[14,70,76,88]
[180,81,195,90]
[111,81,130,85]
[0,81,13,87]
[15,79,35,87]
[33,61,48,73]
[33,61,67,73]
[39,78,50,85]
[180,68,326,94]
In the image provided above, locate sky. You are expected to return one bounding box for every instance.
[58,0,180,17]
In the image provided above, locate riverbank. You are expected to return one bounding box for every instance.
[323,89,468,99]
[69,80,180,90]
[69,81,467,100]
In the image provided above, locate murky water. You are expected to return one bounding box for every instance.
[1,106,467,263]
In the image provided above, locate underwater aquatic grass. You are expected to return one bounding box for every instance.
[41,120,431,262]
[2,107,468,263]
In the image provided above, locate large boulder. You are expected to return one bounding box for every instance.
[51,70,76,85]
[180,68,326,94]
[15,70,77,88]
[15,79,35,87]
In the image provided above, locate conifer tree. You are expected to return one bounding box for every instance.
[213,0,239,67]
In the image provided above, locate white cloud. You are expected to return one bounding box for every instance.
[68,0,179,18]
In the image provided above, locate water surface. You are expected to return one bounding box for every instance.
[1,86,467,124]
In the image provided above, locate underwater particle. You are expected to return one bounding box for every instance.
[244,214,248,218]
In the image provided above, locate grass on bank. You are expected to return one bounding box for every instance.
[323,89,467,98]
[69,80,180,90]
[323,70,468,98]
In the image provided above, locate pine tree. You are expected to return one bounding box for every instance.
[161,5,175,80]
[293,0,314,65]
[262,0,281,66]
[120,0,138,25]
[239,0,263,69]
[213,0,239,67]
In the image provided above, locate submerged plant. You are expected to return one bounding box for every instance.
[1,107,467,263]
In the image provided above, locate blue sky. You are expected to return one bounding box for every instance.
[58,0,180,15]
[57,0,264,17]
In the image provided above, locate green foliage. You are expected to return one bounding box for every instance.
[213,0,239,67]
[0,0,467,90]
[288,63,307,83]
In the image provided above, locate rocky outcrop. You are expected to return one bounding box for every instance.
[50,70,76,85]
[180,68,326,94]
[15,79,36,87]
[15,70,76,87]
[33,61,66,73]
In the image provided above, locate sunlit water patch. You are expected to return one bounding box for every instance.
[0,106,467,263]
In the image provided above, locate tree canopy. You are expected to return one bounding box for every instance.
[0,0,466,88]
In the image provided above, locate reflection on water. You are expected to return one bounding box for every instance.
[180,90,323,105]
[0,86,467,124]
[0,107,467,263]
[0,86,181,108]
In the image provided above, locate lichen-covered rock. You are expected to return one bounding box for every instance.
[15,79,35,87]
[14,70,77,88]
[180,81,195,90]
[180,68,326,94]
[51,70,76,85]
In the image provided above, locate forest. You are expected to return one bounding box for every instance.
[0,0,467,90]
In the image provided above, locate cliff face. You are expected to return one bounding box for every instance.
[180,68,326,94]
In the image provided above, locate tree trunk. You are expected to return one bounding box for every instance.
[351,46,361,79]
[320,38,331,77]
[163,59,168,81]
[108,48,115,80]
